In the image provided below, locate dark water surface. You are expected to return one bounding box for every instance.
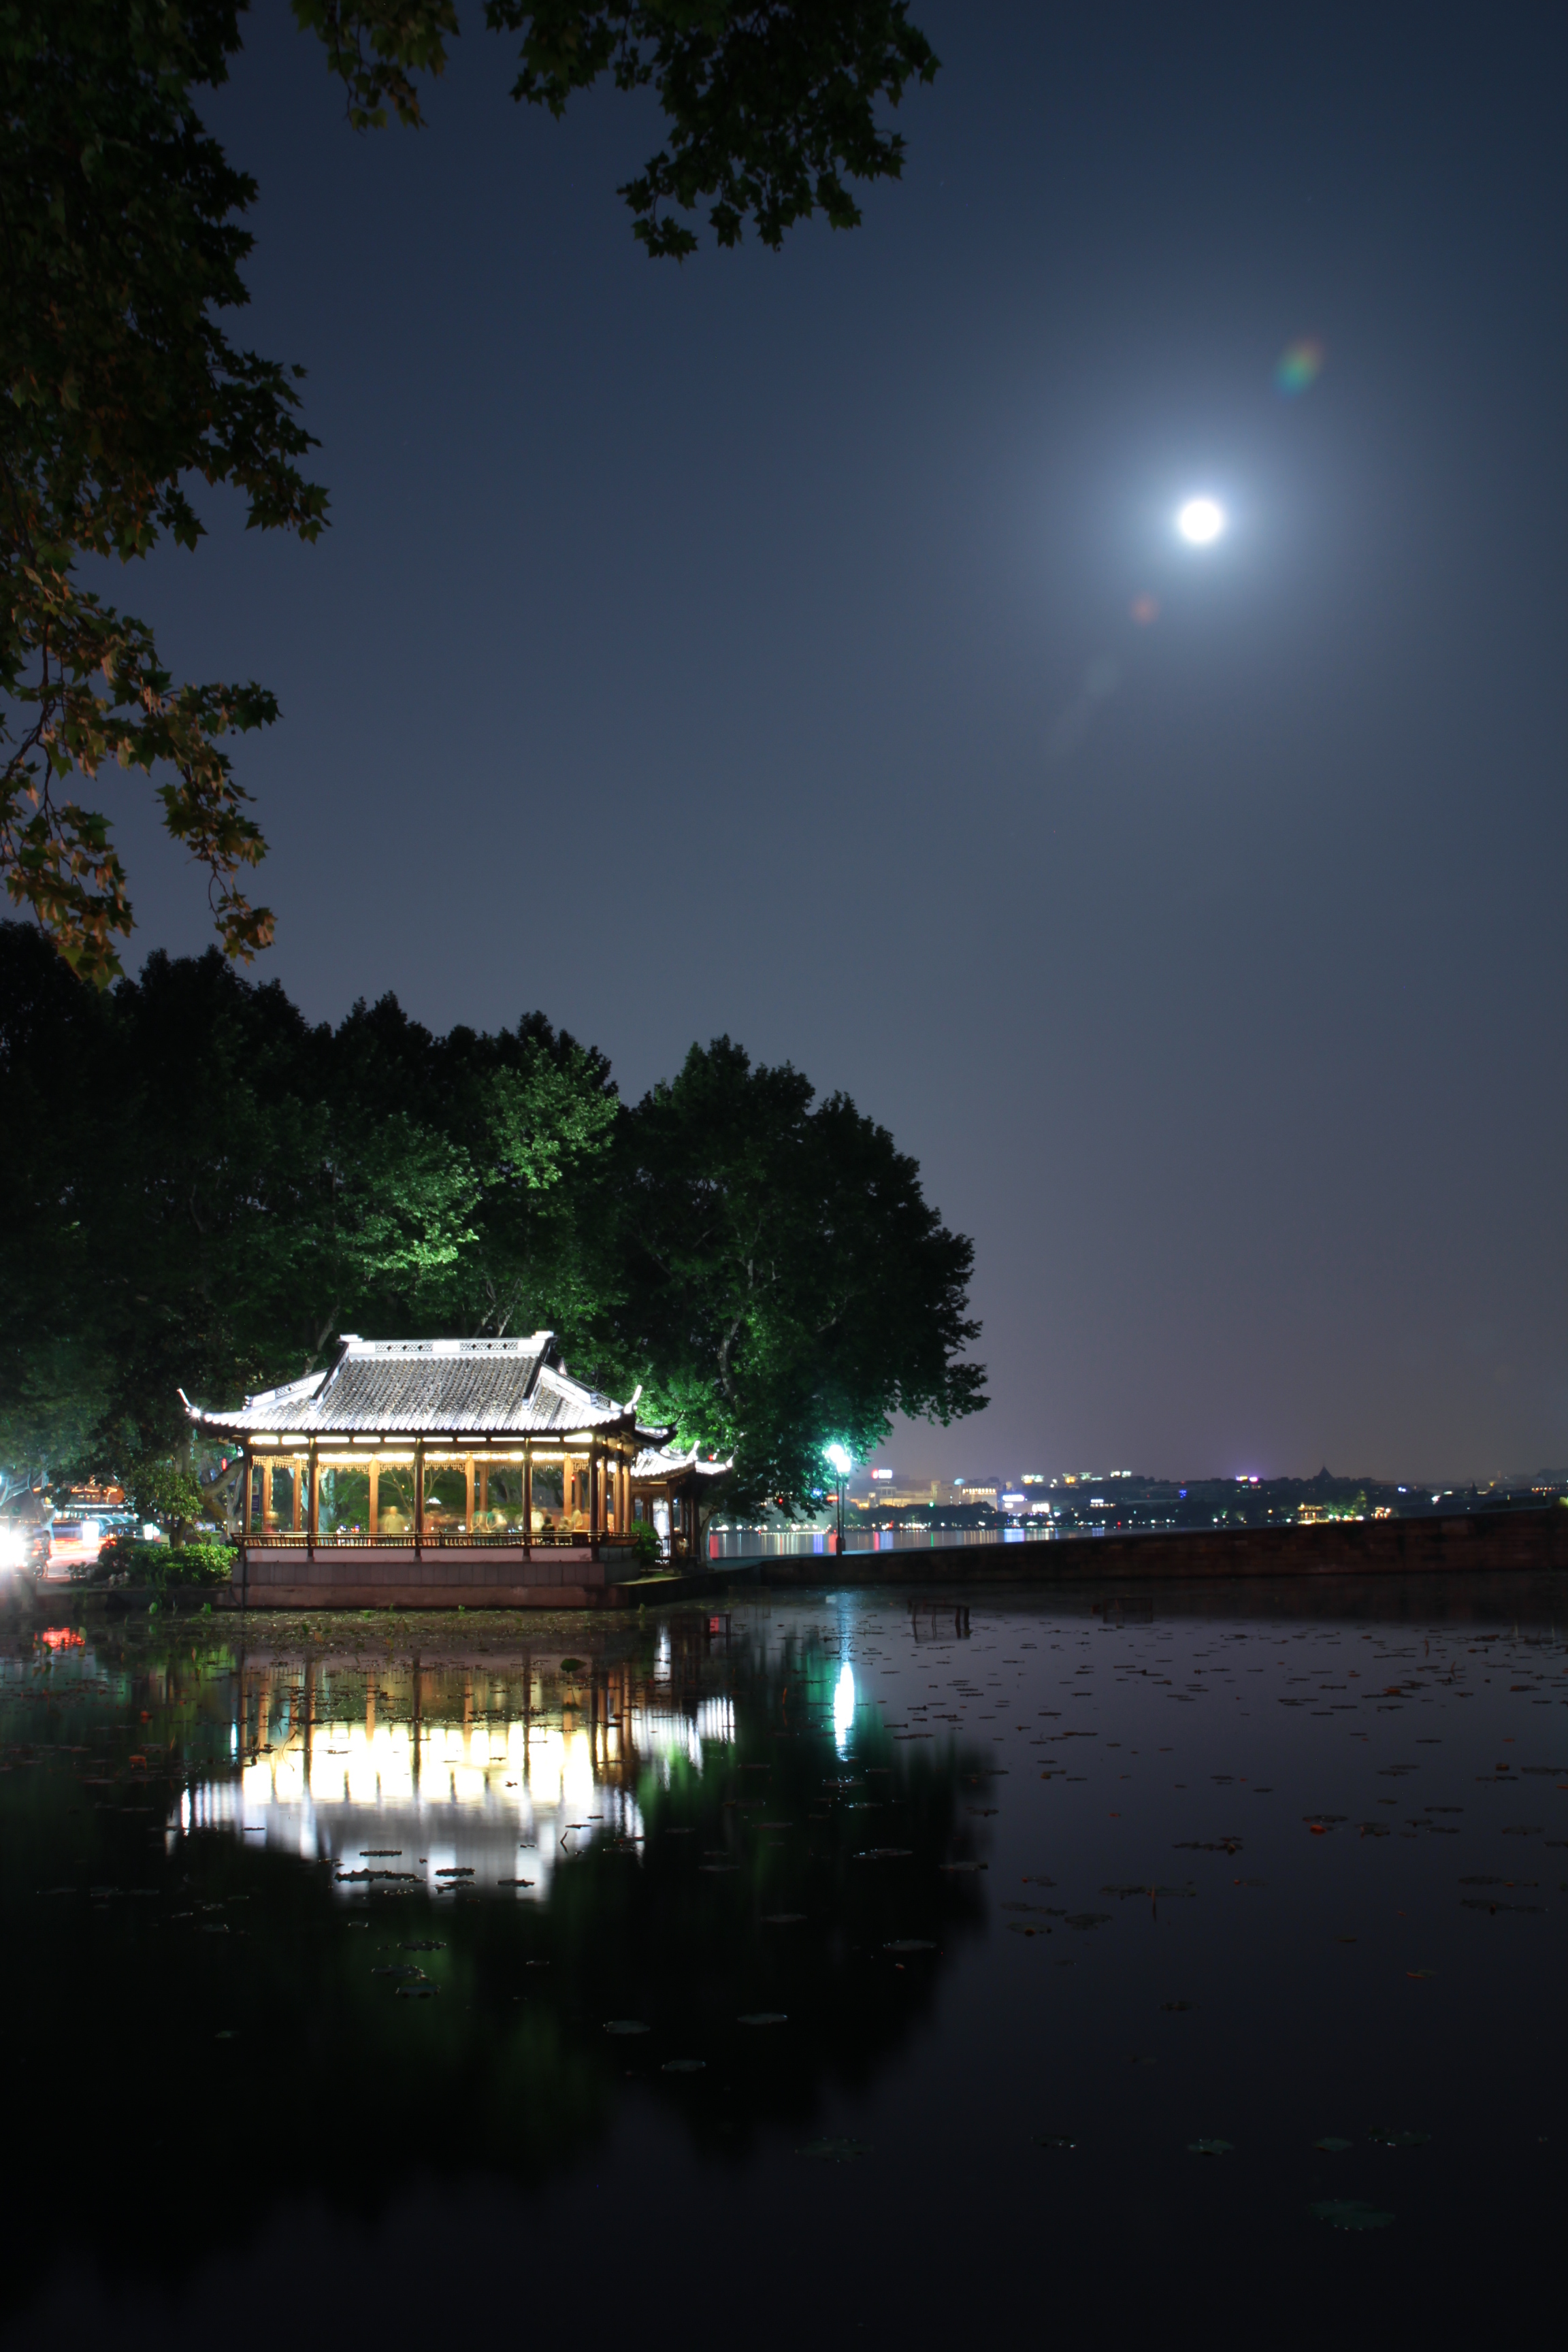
[3,1577,1565,2349]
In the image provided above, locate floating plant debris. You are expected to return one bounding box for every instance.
[1311,2200,1393,2231]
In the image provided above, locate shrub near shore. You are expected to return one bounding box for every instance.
[95,1539,235,1589]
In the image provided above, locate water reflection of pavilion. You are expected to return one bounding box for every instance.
[179,1639,736,1896]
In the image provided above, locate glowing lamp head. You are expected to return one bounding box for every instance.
[824,1442,853,1477]
[1177,496,1226,546]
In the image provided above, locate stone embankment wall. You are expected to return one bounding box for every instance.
[761,1507,1568,1587]
[167,1507,1564,1611]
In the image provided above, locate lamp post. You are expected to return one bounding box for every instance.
[824,1443,852,1556]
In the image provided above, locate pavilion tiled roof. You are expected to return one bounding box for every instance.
[186,1334,650,1439]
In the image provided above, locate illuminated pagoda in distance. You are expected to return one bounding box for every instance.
[185,1333,726,1610]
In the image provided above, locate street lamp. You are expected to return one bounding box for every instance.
[824,1443,853,1554]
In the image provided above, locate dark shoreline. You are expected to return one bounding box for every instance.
[743,1503,1568,1588]
[16,1504,1565,1618]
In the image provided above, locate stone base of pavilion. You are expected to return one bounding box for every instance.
[233,1541,644,1610]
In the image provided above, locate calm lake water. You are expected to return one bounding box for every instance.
[3,1575,1565,2349]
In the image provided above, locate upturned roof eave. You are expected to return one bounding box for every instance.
[185,1403,644,1442]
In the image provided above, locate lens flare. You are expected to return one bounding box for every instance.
[1275,337,1324,395]
[1177,497,1225,545]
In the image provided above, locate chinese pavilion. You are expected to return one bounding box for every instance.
[185,1333,725,1609]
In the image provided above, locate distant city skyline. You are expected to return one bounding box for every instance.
[855,1449,1568,1496]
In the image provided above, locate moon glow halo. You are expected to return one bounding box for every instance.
[1177,496,1226,545]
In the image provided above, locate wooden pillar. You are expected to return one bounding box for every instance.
[479,1462,489,1522]
[291,1458,302,1533]
[465,1454,475,1534]
[367,1458,378,1539]
[414,1439,425,1554]
[307,1443,318,1557]
[589,1439,600,1558]
[242,1447,254,1539]
[259,1458,274,1531]
[523,1441,532,1561]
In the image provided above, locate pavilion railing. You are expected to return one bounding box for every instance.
[243,1530,641,1550]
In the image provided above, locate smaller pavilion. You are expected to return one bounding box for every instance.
[185,1333,724,1609]
[631,1439,734,1564]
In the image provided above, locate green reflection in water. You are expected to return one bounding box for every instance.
[0,1607,987,2316]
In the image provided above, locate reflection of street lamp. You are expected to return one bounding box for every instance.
[824,1443,852,1554]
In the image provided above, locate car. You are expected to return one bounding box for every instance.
[0,1497,52,1577]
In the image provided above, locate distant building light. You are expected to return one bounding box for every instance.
[868,1468,893,1482]
[1022,1474,1046,1485]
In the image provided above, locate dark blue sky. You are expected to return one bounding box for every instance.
[113,1,1567,1483]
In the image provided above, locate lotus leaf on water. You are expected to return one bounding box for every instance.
[604,2019,650,2036]
[662,2059,706,2073]
[738,2012,789,2026]
[1188,2139,1233,2155]
[1311,2199,1394,2230]
[1367,2128,1430,2148]
[1064,1912,1111,1930]
[1313,2136,1354,2152]
[796,2138,870,2162]
[1035,2136,1077,2149]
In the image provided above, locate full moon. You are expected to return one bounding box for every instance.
[1177,495,1226,544]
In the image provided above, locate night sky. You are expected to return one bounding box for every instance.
[107,1,1566,1485]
